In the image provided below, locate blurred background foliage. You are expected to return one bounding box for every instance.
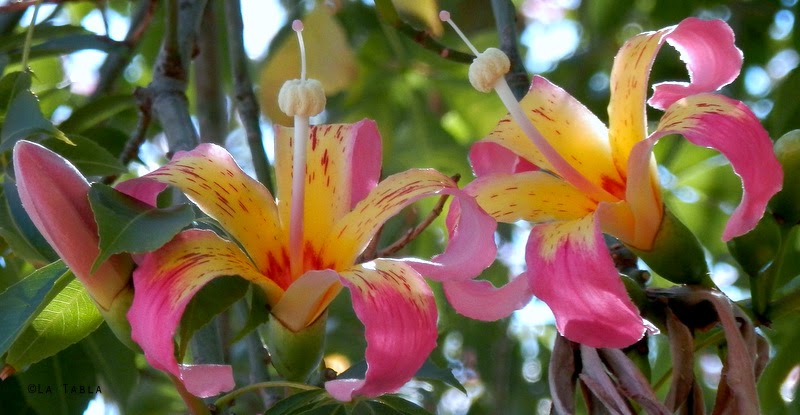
[0,0,799,414]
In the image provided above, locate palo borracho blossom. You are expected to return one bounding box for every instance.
[122,21,496,402]
[439,15,783,347]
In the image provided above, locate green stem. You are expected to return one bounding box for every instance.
[20,0,43,70]
[214,381,319,409]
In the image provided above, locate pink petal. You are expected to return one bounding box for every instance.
[178,364,235,398]
[114,179,168,206]
[469,141,538,176]
[442,273,533,321]
[405,187,497,282]
[12,141,132,310]
[527,215,644,348]
[271,269,341,332]
[325,259,437,401]
[650,94,782,240]
[649,18,743,110]
[128,229,280,398]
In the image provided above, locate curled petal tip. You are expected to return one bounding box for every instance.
[179,364,235,398]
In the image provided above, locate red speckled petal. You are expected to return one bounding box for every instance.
[325,259,437,401]
[128,229,281,397]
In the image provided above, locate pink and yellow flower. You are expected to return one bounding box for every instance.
[123,120,496,400]
[445,18,782,347]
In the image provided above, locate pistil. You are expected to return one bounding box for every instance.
[278,20,326,277]
[439,11,616,203]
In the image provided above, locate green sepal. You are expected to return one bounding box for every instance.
[262,312,326,382]
[769,129,800,226]
[629,207,712,286]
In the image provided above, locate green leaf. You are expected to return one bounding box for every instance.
[4,279,103,370]
[81,324,138,409]
[58,94,136,134]
[177,276,249,359]
[231,286,270,343]
[10,34,125,63]
[415,359,467,394]
[0,176,58,264]
[0,71,31,114]
[374,395,433,415]
[41,134,126,176]
[0,375,37,415]
[353,400,404,415]
[88,183,195,272]
[0,89,71,152]
[0,261,70,357]
[16,342,99,415]
[264,389,329,415]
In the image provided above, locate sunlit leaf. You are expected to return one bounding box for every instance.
[0,89,72,151]
[0,261,70,357]
[392,0,443,36]
[5,279,103,370]
[88,183,194,272]
[58,94,136,134]
[42,134,126,176]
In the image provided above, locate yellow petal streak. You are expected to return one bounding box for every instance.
[321,169,456,269]
[469,172,597,223]
[146,147,286,277]
[275,124,361,274]
[607,28,669,176]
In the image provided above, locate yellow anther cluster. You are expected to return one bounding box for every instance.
[278,79,326,117]
[469,48,510,93]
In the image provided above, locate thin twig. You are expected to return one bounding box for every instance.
[377,174,460,258]
[491,0,529,100]
[373,0,474,63]
[224,0,273,191]
[102,90,152,184]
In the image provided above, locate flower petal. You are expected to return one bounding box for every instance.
[13,141,132,310]
[271,269,341,332]
[649,18,742,110]
[321,169,458,268]
[128,229,281,397]
[442,273,533,321]
[469,141,538,176]
[325,259,437,401]
[650,93,782,240]
[140,144,289,286]
[274,120,382,258]
[407,187,498,282]
[484,77,623,193]
[527,215,644,348]
[465,171,597,223]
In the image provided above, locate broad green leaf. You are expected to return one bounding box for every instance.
[415,359,466,394]
[300,404,348,415]
[58,94,136,134]
[10,34,125,63]
[88,183,195,272]
[16,342,99,415]
[5,279,103,370]
[42,135,126,176]
[81,324,138,409]
[263,389,328,415]
[0,24,90,55]
[374,395,433,415]
[0,71,31,114]
[0,89,71,151]
[177,276,249,359]
[353,400,404,415]
[0,176,58,264]
[0,261,70,357]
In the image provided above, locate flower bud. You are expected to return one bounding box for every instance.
[727,213,781,277]
[262,312,326,382]
[769,129,800,226]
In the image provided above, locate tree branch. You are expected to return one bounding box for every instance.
[224,0,274,191]
[195,0,226,144]
[491,0,529,100]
